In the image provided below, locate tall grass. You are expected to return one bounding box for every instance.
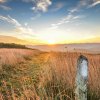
[0,48,40,65]
[0,49,100,100]
[36,52,100,100]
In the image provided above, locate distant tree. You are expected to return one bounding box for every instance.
[0,43,29,49]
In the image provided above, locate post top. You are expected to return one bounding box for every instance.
[78,55,88,62]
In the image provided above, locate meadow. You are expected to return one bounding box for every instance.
[0,48,100,100]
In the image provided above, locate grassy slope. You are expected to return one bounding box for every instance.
[0,49,100,100]
[0,35,29,45]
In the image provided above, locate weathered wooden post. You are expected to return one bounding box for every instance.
[75,55,88,100]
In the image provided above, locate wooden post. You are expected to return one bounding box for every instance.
[75,55,88,100]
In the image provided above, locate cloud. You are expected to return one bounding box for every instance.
[50,0,100,30]
[0,0,11,11]
[50,2,65,12]
[35,0,52,12]
[30,0,52,12]
[68,0,90,14]
[49,0,88,30]
[68,0,99,13]
[0,15,21,26]
[0,0,7,3]
[0,5,12,10]
[73,0,100,9]
[68,8,79,13]
[0,15,35,35]
[88,0,100,8]
[50,14,83,29]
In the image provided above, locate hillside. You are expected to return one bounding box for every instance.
[0,35,29,44]
[80,37,100,43]
[27,43,100,53]
[0,43,29,49]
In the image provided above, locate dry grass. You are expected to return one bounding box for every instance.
[0,48,40,66]
[36,52,100,99]
[0,49,100,100]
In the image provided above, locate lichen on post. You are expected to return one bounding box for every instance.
[75,55,88,100]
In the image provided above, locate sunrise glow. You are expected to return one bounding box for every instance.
[47,39,56,45]
[0,0,100,44]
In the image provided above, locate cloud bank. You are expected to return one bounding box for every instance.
[23,0,52,12]
[0,15,35,35]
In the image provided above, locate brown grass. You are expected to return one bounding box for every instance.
[36,52,100,99]
[0,49,100,100]
[0,48,40,66]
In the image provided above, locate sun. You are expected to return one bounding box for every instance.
[47,39,56,45]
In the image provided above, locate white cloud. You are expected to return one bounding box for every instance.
[50,14,83,29]
[88,0,100,7]
[68,0,100,14]
[29,0,52,12]
[49,0,90,30]
[75,0,100,8]
[31,6,35,11]
[0,15,21,27]
[69,0,90,14]
[0,0,7,3]
[24,22,28,26]
[0,15,35,35]
[0,5,11,10]
[50,0,100,30]
[50,2,65,12]
[36,0,51,12]
[68,8,79,13]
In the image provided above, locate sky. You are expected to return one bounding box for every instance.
[0,0,100,45]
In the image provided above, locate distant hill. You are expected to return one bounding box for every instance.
[0,35,29,44]
[27,43,100,53]
[28,36,100,53]
[80,37,100,43]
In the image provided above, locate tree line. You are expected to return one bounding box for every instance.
[0,43,28,49]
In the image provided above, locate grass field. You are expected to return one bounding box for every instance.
[0,48,100,100]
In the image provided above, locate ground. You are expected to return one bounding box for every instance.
[0,48,100,100]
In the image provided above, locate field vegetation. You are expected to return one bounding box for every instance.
[0,48,100,100]
[0,43,29,49]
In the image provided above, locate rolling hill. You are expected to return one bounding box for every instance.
[27,43,100,53]
[80,37,100,43]
[0,35,29,44]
